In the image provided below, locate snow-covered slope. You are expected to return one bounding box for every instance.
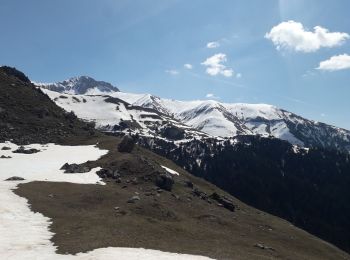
[111,93,299,140]
[38,77,350,152]
[119,93,350,151]
[43,89,210,142]
[37,76,119,95]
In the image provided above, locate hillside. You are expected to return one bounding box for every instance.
[0,67,97,145]
[138,134,350,252]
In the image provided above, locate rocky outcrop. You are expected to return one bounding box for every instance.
[60,163,90,174]
[13,146,40,154]
[5,176,25,181]
[155,173,174,191]
[210,192,235,212]
[118,135,135,153]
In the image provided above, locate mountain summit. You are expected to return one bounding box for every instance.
[37,76,119,95]
[38,77,350,152]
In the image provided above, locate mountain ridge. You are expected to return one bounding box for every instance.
[37,75,119,95]
[37,76,350,152]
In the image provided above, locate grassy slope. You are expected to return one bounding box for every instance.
[15,135,350,260]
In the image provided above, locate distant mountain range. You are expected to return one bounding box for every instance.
[37,76,119,95]
[37,76,350,252]
[39,76,350,152]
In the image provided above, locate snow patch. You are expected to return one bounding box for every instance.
[161,165,180,176]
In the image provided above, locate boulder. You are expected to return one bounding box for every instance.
[96,168,118,178]
[117,135,135,153]
[254,243,275,251]
[60,163,90,174]
[127,195,140,203]
[193,188,208,200]
[155,173,174,191]
[112,170,120,179]
[5,176,25,181]
[13,146,40,154]
[210,192,235,212]
[1,146,11,150]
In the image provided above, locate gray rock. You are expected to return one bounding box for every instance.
[155,173,174,191]
[1,146,11,150]
[5,176,25,181]
[210,192,235,212]
[60,163,90,173]
[254,243,275,251]
[112,170,120,179]
[172,193,180,200]
[131,177,138,185]
[127,195,140,203]
[96,168,113,178]
[13,146,40,154]
[193,188,208,200]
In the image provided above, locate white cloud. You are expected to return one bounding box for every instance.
[205,93,220,99]
[265,20,349,52]
[201,53,234,77]
[184,64,193,69]
[165,69,179,75]
[207,41,220,49]
[317,54,350,71]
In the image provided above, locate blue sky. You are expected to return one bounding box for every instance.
[1,0,349,129]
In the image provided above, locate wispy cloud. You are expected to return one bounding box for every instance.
[165,69,179,75]
[317,54,350,71]
[302,70,317,78]
[206,41,220,49]
[201,53,234,77]
[205,93,220,99]
[184,64,193,69]
[265,20,349,52]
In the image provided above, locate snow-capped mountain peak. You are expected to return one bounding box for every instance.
[37,76,119,95]
[36,77,350,152]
